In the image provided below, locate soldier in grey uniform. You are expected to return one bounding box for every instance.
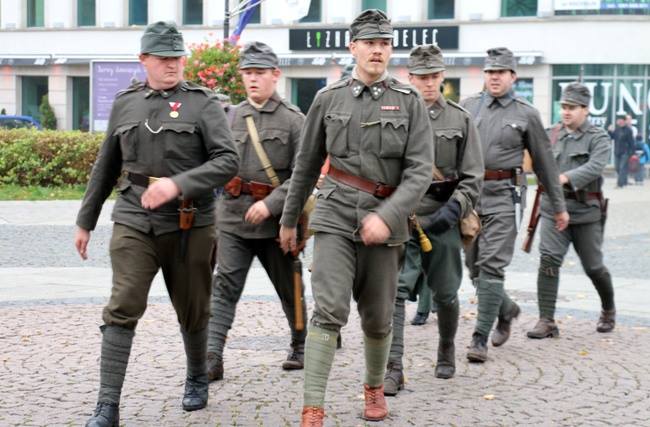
[383,45,483,396]
[74,22,239,426]
[461,47,569,362]
[528,83,615,338]
[207,42,308,381]
[278,10,433,426]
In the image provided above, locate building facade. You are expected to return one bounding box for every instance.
[0,0,649,136]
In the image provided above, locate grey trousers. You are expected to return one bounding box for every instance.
[465,212,518,280]
[310,232,403,339]
[538,217,606,273]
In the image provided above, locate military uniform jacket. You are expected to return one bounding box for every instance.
[76,80,239,235]
[216,92,305,239]
[461,92,566,216]
[280,74,433,245]
[415,96,484,226]
[540,120,610,224]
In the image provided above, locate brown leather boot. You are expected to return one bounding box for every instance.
[207,352,223,381]
[282,344,304,370]
[491,302,520,347]
[527,318,560,339]
[363,384,389,421]
[596,309,616,333]
[300,406,325,427]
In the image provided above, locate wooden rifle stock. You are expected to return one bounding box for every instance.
[291,225,305,332]
[522,186,543,253]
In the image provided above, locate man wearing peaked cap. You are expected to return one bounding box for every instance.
[279,8,433,426]
[461,48,569,364]
[528,82,616,339]
[383,44,484,396]
[76,21,239,426]
[207,40,308,383]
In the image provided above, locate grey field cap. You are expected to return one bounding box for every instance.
[561,82,591,107]
[239,41,279,69]
[140,21,187,57]
[408,44,445,75]
[483,47,516,72]
[350,9,394,41]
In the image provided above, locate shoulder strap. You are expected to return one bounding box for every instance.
[245,115,281,188]
[550,123,562,146]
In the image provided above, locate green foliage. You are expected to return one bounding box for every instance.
[39,95,57,129]
[184,39,246,104]
[0,184,87,200]
[0,108,6,115]
[0,128,104,186]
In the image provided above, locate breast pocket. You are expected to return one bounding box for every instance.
[434,128,463,168]
[324,112,351,157]
[163,121,198,160]
[501,118,527,149]
[113,122,139,161]
[380,116,409,158]
[568,150,590,168]
[260,128,291,170]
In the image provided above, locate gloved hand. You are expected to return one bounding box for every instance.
[423,199,461,234]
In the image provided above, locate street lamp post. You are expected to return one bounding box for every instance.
[224,0,230,41]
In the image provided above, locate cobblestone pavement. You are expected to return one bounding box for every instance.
[2,179,650,426]
[1,301,649,426]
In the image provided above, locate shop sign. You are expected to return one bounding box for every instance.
[554,0,649,11]
[90,61,146,132]
[289,26,459,51]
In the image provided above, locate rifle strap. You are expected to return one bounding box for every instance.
[245,115,280,188]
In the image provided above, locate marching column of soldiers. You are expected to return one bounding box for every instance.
[74,9,615,427]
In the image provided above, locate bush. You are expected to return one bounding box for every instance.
[39,95,57,130]
[184,39,246,104]
[0,128,104,186]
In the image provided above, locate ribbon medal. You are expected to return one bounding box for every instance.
[169,102,182,118]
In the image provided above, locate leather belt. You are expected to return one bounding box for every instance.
[125,171,159,187]
[484,169,516,181]
[564,191,602,201]
[224,176,274,200]
[328,165,396,198]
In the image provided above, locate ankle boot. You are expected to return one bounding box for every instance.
[85,402,119,427]
[301,406,325,427]
[282,342,305,370]
[597,309,616,333]
[181,328,209,411]
[363,384,389,421]
[435,299,459,379]
[466,332,488,363]
[527,318,560,339]
[492,300,521,347]
[383,361,404,396]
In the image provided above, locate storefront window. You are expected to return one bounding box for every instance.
[77,0,96,26]
[362,0,387,12]
[554,0,650,16]
[428,0,454,19]
[514,78,534,103]
[129,0,148,26]
[27,0,44,27]
[501,0,538,17]
[443,78,460,103]
[21,76,48,121]
[73,77,90,131]
[183,0,203,25]
[299,0,321,22]
[291,78,326,114]
[552,64,649,141]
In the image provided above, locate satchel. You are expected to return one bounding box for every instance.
[460,209,481,247]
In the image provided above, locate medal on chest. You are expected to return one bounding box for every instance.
[168,101,182,118]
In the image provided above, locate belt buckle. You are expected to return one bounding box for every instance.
[148,176,160,186]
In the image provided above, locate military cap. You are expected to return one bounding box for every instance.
[239,41,279,69]
[560,82,591,107]
[350,9,393,41]
[483,47,516,72]
[408,44,445,75]
[140,21,186,57]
